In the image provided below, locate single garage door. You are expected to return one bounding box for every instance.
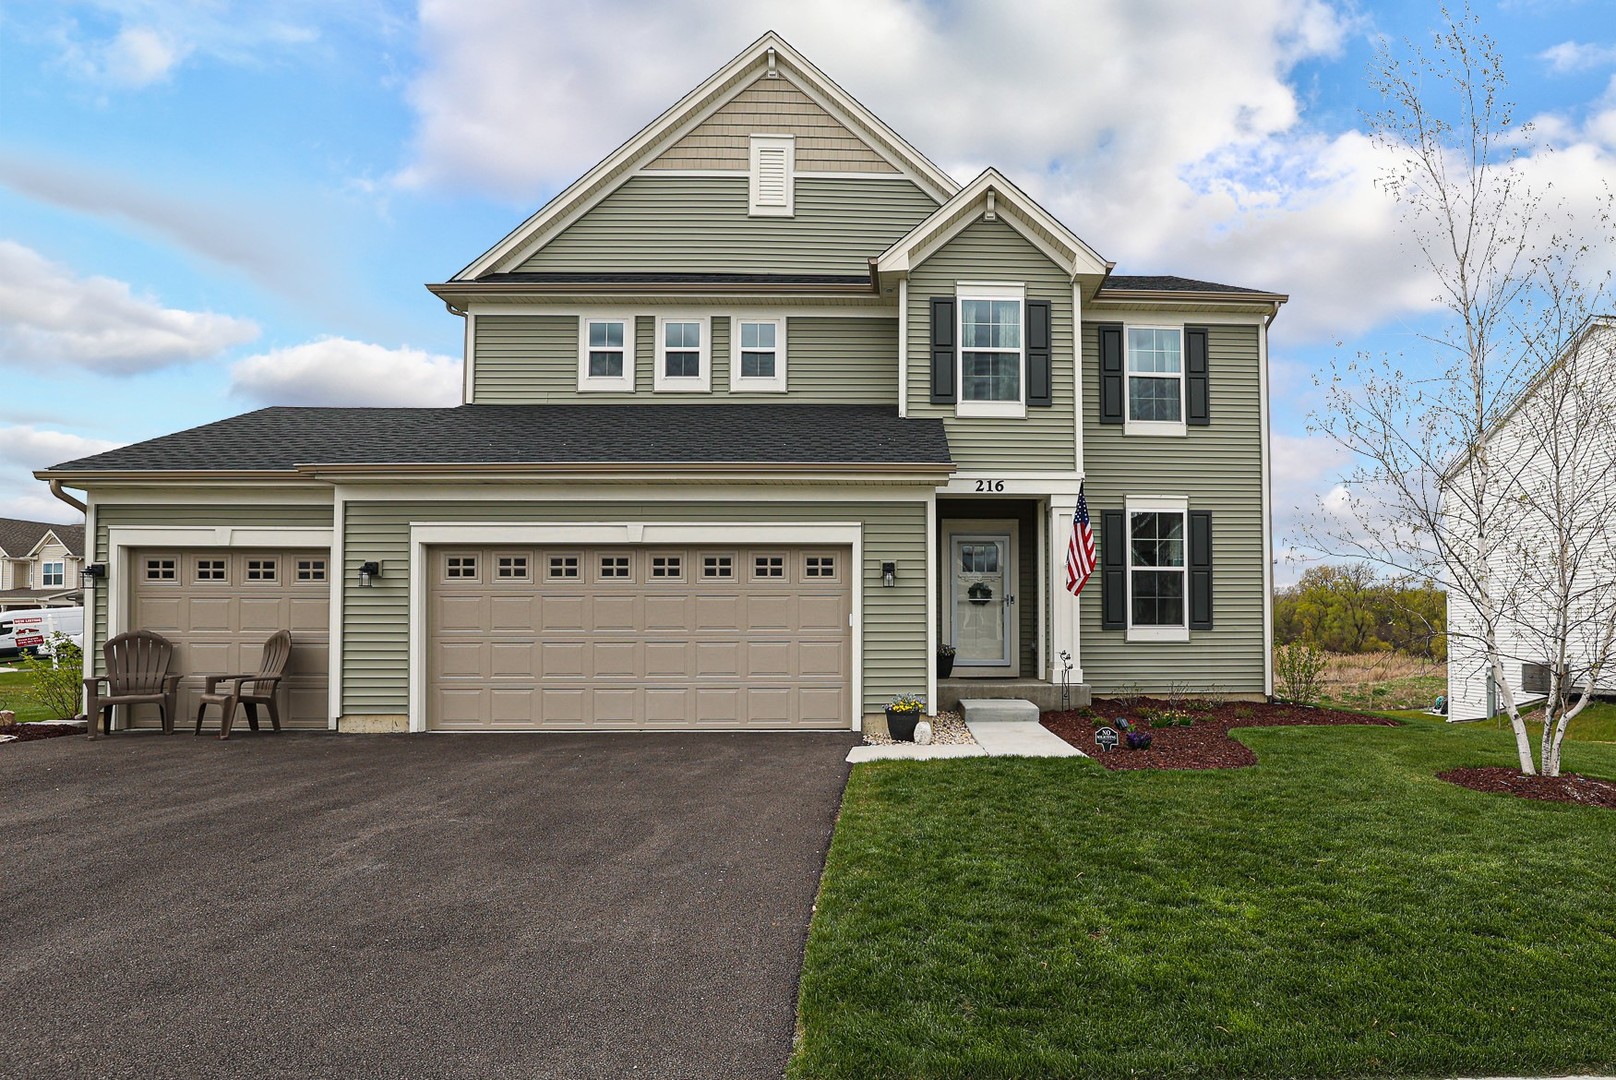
[429,544,852,730]
[128,549,331,729]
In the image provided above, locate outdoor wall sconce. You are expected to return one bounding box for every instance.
[358,561,382,587]
[81,563,107,581]
[881,561,896,588]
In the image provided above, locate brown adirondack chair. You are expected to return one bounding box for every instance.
[83,630,181,738]
[194,630,292,740]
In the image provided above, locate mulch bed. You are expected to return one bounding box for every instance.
[0,720,84,745]
[1042,698,1398,770]
[1438,766,1616,810]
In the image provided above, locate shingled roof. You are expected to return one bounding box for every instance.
[1102,275,1276,295]
[0,518,84,557]
[43,405,954,474]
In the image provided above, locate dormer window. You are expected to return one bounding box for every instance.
[955,283,1026,418]
[748,135,795,217]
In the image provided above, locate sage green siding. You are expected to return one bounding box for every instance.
[341,497,928,717]
[516,175,938,275]
[474,315,898,404]
[1079,322,1267,694]
[89,501,334,675]
[905,218,1077,471]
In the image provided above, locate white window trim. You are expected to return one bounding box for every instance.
[729,315,787,393]
[748,134,795,217]
[955,282,1026,419]
[41,560,65,587]
[1124,323,1187,437]
[1124,495,1190,643]
[577,315,636,392]
[653,314,712,393]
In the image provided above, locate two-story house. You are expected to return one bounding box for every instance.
[0,518,84,612]
[38,33,1283,734]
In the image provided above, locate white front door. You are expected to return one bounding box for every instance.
[945,522,1017,677]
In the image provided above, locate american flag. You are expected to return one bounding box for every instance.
[1066,485,1096,595]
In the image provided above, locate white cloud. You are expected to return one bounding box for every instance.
[229,337,462,407]
[48,2,329,89]
[0,424,122,525]
[1537,40,1616,75]
[0,241,259,374]
[0,154,316,297]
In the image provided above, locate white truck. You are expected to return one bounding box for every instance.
[0,607,85,659]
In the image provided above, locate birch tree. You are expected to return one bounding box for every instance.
[1307,4,1616,775]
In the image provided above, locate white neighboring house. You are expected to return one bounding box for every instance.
[0,518,85,613]
[1443,316,1616,721]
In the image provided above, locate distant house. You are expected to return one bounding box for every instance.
[0,518,85,612]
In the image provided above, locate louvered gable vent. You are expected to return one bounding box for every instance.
[749,135,795,217]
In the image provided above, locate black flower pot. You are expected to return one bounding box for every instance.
[937,653,955,678]
[885,708,920,742]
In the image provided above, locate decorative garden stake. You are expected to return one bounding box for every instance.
[1094,726,1119,752]
[1059,650,1074,711]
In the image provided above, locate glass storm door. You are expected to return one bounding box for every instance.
[950,533,1015,673]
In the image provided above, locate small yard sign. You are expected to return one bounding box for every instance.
[1094,726,1119,752]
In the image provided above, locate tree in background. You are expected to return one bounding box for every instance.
[1274,565,1446,659]
[1307,4,1616,776]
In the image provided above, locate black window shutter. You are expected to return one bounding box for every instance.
[1099,323,1124,424]
[1186,326,1210,426]
[1026,299,1052,407]
[930,297,956,404]
[1101,509,1126,629]
[1189,510,1213,630]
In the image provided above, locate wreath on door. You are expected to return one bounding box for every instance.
[968,581,994,605]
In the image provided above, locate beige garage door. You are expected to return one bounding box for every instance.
[429,545,852,730]
[128,549,331,730]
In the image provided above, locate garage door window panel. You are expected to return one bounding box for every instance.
[702,553,735,580]
[245,558,278,583]
[752,553,786,580]
[547,554,580,580]
[597,554,633,581]
[195,558,227,582]
[145,556,178,582]
[444,554,479,582]
[296,558,326,582]
[495,553,530,581]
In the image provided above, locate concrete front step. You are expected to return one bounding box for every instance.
[959,698,1041,724]
[937,678,1090,712]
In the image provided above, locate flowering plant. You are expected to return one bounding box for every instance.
[938,643,957,657]
[886,693,926,714]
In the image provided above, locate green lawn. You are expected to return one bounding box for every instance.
[791,720,1616,1079]
[1385,699,1616,744]
[0,666,54,724]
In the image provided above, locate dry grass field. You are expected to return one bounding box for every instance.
[1315,651,1447,712]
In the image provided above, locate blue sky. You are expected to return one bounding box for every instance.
[1,1,1613,583]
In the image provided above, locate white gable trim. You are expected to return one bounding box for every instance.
[876,169,1110,280]
[456,32,960,281]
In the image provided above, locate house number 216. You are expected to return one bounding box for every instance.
[974,479,1006,492]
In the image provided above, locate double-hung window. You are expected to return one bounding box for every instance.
[731,317,786,392]
[577,316,635,391]
[655,315,711,392]
[956,284,1025,418]
[1126,326,1185,435]
[1126,497,1189,641]
[42,561,64,587]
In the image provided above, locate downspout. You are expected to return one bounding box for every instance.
[47,479,87,514]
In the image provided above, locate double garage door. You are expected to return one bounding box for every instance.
[429,544,852,730]
[128,548,331,729]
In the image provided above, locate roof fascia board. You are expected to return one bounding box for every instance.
[23,529,69,559]
[39,463,956,485]
[877,169,1110,278]
[457,31,960,280]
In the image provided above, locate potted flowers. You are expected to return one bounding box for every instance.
[937,643,957,678]
[884,693,926,742]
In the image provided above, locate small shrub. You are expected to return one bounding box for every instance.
[1183,698,1216,714]
[1274,641,1327,706]
[20,634,83,721]
[1140,707,1192,728]
[1231,704,1256,721]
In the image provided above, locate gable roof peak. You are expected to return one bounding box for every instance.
[454,31,961,281]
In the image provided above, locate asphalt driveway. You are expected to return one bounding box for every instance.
[0,730,858,1080]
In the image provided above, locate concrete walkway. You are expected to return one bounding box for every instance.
[846,720,1084,762]
[965,719,1086,758]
